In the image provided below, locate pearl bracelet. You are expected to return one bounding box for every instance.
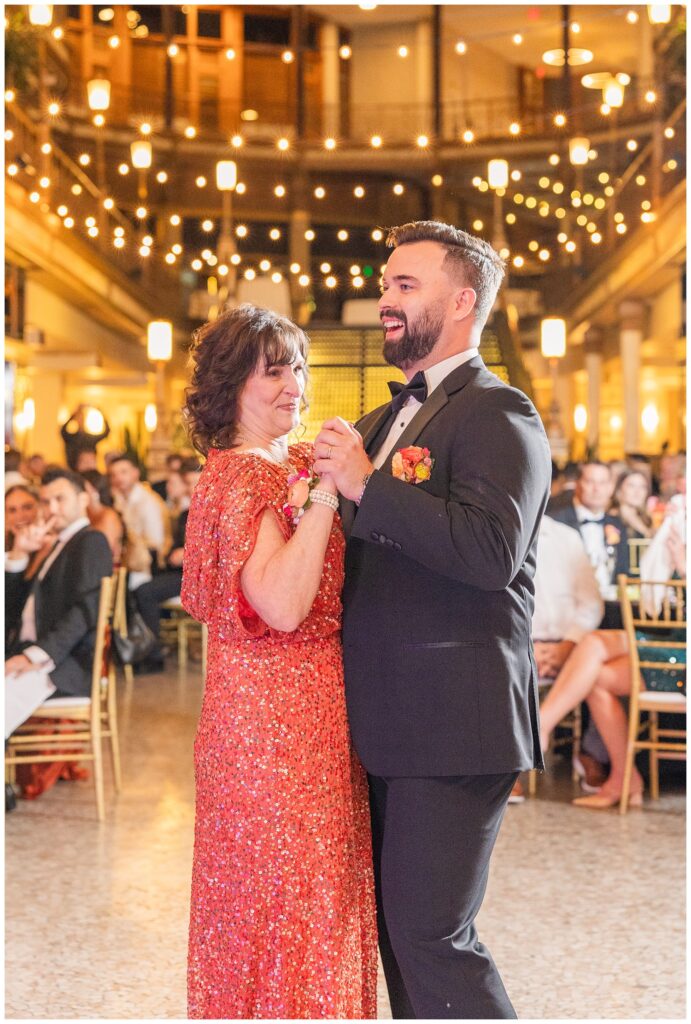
[309,488,339,512]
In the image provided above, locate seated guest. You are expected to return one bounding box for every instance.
[546,460,579,513]
[5,466,113,705]
[5,484,39,552]
[5,448,29,491]
[61,404,110,471]
[25,454,47,485]
[538,517,686,809]
[132,457,200,673]
[510,515,603,803]
[81,469,124,564]
[108,455,170,590]
[610,470,653,539]
[152,452,184,502]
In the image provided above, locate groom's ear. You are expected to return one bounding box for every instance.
[452,287,477,322]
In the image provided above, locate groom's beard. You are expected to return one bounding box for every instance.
[382,301,446,370]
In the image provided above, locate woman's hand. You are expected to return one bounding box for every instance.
[314,471,337,496]
[10,517,58,557]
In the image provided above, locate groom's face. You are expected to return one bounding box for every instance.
[378,241,455,371]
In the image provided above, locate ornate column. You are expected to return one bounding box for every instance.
[619,299,646,453]
[583,325,604,453]
[415,18,433,136]
[289,171,312,325]
[320,22,340,138]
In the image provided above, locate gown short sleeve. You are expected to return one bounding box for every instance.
[181,450,293,639]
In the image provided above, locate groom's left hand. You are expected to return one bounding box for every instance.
[314,418,374,502]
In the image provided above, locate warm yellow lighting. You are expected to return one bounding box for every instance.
[87,226,99,238]
[591,232,602,244]
[644,89,657,103]
[93,113,105,127]
[277,137,290,151]
[647,4,671,24]
[169,214,181,227]
[269,228,281,240]
[225,47,236,60]
[549,153,560,166]
[324,136,337,151]
[7,163,18,176]
[29,191,40,203]
[167,43,179,57]
[184,126,197,139]
[470,220,483,232]
[28,5,53,26]
[298,273,310,286]
[114,226,125,238]
[191,259,202,271]
[320,262,332,274]
[108,35,120,49]
[354,185,366,197]
[539,249,551,261]
[259,259,271,272]
[71,184,83,195]
[135,206,148,219]
[610,413,623,431]
[349,264,362,276]
[57,204,68,217]
[52,26,63,38]
[664,126,675,139]
[499,247,510,259]
[339,45,352,59]
[626,10,639,24]
[47,101,61,116]
[571,21,581,33]
[554,113,567,127]
[505,212,516,225]
[39,175,51,188]
[543,47,593,66]
[325,275,337,288]
[488,158,509,189]
[565,240,577,252]
[144,404,157,432]
[512,256,524,268]
[541,318,566,358]
[509,122,521,136]
[314,186,326,199]
[235,182,246,194]
[305,229,316,241]
[525,196,537,209]
[130,140,152,169]
[574,405,587,432]
[84,408,105,435]
[371,228,384,241]
[5,89,15,103]
[616,222,628,234]
[370,134,383,148]
[462,129,475,143]
[231,134,243,148]
[196,175,207,188]
[352,275,364,288]
[641,210,657,223]
[230,254,241,265]
[236,224,248,238]
[513,33,523,44]
[641,402,660,433]
[215,160,237,191]
[337,229,349,240]
[147,321,173,361]
[218,264,228,277]
[290,262,301,274]
[569,137,590,165]
[393,183,405,195]
[64,217,74,228]
[23,398,36,429]
[281,49,294,63]
[172,243,182,255]
[552,181,564,194]
[271,271,283,283]
[78,153,90,166]
[87,78,111,111]
[274,184,286,197]
[244,268,256,281]
[86,216,96,228]
[139,122,152,136]
[511,170,522,182]
[416,134,430,148]
[397,45,409,58]
[455,40,467,55]
[143,235,153,246]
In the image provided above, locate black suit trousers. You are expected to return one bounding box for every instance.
[369,772,519,1020]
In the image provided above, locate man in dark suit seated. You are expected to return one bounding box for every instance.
[5,466,113,703]
[132,457,201,673]
[546,459,630,788]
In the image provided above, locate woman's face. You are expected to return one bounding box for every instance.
[237,355,307,441]
[619,472,649,508]
[5,489,39,532]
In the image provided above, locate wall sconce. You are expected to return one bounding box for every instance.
[573,404,588,433]
[87,79,111,112]
[540,317,567,358]
[130,140,152,169]
[144,403,158,432]
[487,159,509,190]
[568,137,590,166]
[147,320,173,361]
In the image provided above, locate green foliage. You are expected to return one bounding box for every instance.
[123,422,148,480]
[5,10,39,92]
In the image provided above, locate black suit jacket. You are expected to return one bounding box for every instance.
[547,499,630,581]
[341,355,552,777]
[6,526,113,697]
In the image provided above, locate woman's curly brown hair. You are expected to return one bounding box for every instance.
[184,303,310,456]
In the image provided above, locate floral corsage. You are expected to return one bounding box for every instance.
[604,523,621,548]
[283,469,317,526]
[391,445,435,485]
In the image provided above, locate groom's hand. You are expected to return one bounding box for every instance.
[314,418,374,502]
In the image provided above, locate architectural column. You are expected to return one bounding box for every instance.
[638,15,654,104]
[186,7,200,128]
[414,18,433,136]
[583,325,604,452]
[320,22,340,138]
[289,172,312,325]
[619,299,646,454]
[219,8,244,133]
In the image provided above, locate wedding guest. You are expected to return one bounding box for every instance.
[508,515,604,802]
[108,455,170,590]
[181,303,376,1018]
[25,453,47,485]
[60,404,110,471]
[81,469,124,564]
[610,469,653,539]
[5,448,29,491]
[5,466,113,701]
[539,510,686,809]
[151,452,184,502]
[5,484,39,552]
[546,460,579,512]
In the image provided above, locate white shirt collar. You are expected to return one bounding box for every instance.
[57,516,90,544]
[574,501,606,523]
[423,348,479,396]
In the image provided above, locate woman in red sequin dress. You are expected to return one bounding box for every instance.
[181,304,377,1019]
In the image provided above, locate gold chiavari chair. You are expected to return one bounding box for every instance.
[112,565,134,688]
[618,574,686,814]
[627,537,653,577]
[160,596,208,675]
[6,574,122,821]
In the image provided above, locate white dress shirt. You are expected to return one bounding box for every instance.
[573,500,615,599]
[9,515,91,673]
[114,482,170,589]
[532,516,604,643]
[373,348,479,469]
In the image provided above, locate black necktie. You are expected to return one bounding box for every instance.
[388,371,428,417]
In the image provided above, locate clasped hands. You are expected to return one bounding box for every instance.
[314,418,374,503]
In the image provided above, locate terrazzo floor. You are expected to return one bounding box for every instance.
[5,660,686,1020]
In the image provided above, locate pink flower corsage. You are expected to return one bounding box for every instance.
[283,469,316,526]
[604,524,621,547]
[391,445,435,485]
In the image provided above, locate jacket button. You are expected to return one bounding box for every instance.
[386,538,394,547]
[379,535,387,544]
[393,542,402,552]
[370,531,379,541]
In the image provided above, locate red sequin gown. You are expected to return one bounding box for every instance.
[181,443,377,1020]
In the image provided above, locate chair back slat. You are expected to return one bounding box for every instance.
[627,537,652,577]
[617,575,686,699]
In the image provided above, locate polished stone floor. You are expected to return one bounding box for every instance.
[5,660,686,1020]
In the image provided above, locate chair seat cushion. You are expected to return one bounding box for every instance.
[640,690,686,707]
[37,696,92,710]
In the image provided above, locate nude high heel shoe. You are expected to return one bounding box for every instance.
[572,789,643,810]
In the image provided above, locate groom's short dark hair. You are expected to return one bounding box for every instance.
[385,220,505,328]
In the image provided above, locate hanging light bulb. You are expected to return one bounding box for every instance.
[568,137,590,165]
[487,159,509,189]
[130,140,152,169]
[647,4,671,24]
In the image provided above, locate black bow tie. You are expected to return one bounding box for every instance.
[581,515,606,525]
[388,371,428,417]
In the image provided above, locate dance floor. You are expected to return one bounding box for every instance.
[5,659,685,1019]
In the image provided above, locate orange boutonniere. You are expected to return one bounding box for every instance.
[391,445,435,485]
[604,524,621,547]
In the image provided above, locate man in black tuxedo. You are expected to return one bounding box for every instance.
[315,221,551,1019]
[5,466,113,699]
